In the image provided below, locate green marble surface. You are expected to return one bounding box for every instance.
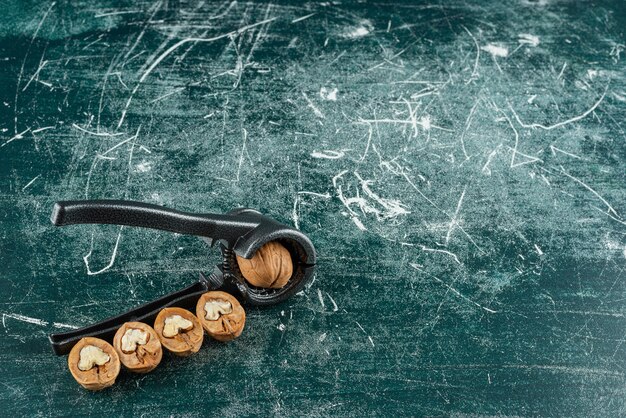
[1,0,625,416]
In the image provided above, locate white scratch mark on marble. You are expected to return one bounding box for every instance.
[518,33,540,47]
[149,87,185,103]
[320,87,338,101]
[95,10,140,18]
[14,1,55,134]
[445,186,467,245]
[32,126,54,134]
[22,174,41,191]
[72,123,124,137]
[460,98,480,159]
[53,322,79,329]
[326,292,339,312]
[499,112,542,168]
[311,150,345,159]
[560,167,621,219]
[117,17,278,128]
[2,313,48,327]
[354,171,411,219]
[303,92,325,118]
[355,321,375,347]
[291,13,316,23]
[292,195,300,229]
[550,145,583,160]
[481,43,508,58]
[298,191,331,199]
[482,144,502,176]
[411,264,497,313]
[462,25,480,84]
[419,246,462,265]
[343,21,372,39]
[509,86,608,130]
[317,289,325,309]
[1,128,30,148]
[557,62,567,80]
[351,217,367,231]
[612,91,626,102]
[134,161,152,173]
[83,226,124,276]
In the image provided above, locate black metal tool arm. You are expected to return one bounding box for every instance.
[49,280,214,355]
[52,200,259,247]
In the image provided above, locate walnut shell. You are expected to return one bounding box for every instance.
[68,337,120,391]
[154,307,203,357]
[195,291,246,342]
[236,241,293,289]
[113,322,162,373]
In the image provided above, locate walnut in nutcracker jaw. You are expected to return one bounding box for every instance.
[236,241,293,289]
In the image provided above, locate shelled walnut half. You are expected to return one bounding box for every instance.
[113,322,162,373]
[68,337,120,391]
[236,241,293,289]
[195,291,246,342]
[154,307,203,356]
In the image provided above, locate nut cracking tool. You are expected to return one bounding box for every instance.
[48,200,316,355]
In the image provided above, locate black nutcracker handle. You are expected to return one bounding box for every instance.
[52,200,317,261]
[51,200,259,247]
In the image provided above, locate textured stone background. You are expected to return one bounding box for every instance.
[0,1,625,416]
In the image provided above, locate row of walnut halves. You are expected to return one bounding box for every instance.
[68,240,293,390]
[68,291,245,390]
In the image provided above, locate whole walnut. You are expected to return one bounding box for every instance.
[236,241,293,289]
